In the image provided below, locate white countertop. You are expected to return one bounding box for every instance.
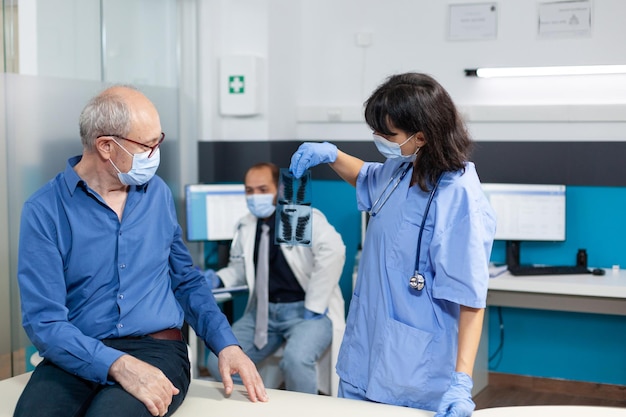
[488,268,626,299]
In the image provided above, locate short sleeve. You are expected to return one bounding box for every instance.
[430,206,495,308]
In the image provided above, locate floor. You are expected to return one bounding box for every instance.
[474,373,626,410]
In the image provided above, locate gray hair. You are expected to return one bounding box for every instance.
[78,85,137,151]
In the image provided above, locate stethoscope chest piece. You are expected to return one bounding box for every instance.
[409,272,425,291]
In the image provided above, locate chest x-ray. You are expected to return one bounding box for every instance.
[275,169,312,246]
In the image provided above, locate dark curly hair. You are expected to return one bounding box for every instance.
[364,73,472,191]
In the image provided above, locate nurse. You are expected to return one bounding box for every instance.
[289,73,496,416]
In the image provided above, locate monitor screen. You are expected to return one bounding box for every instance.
[185,184,249,241]
[482,183,566,242]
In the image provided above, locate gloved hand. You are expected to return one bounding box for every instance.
[203,269,223,290]
[289,142,338,178]
[303,308,326,320]
[434,372,475,417]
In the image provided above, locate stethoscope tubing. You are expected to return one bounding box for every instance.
[369,162,413,217]
[414,173,443,273]
[367,161,443,291]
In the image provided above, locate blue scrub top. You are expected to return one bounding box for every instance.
[336,158,496,411]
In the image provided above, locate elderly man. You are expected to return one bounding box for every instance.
[14,85,267,417]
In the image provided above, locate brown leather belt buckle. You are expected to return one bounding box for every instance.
[148,328,183,341]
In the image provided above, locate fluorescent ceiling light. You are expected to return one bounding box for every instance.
[464,65,626,78]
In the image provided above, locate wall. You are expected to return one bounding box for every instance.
[198,0,626,141]
[195,0,626,386]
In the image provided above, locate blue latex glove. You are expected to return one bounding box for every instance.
[203,269,223,289]
[303,308,328,320]
[289,142,338,178]
[434,372,475,417]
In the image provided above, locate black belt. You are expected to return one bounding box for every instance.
[117,328,184,341]
[268,296,305,303]
[148,328,183,341]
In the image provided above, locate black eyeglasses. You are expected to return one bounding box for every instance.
[99,132,165,158]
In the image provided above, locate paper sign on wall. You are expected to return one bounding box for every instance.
[538,1,591,37]
[448,3,498,41]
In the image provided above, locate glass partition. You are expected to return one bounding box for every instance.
[1,0,184,378]
[2,74,180,378]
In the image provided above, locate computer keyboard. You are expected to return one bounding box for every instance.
[508,265,591,276]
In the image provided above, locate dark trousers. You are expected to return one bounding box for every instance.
[13,337,191,417]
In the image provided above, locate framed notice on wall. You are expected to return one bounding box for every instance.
[448,3,498,41]
[538,0,592,38]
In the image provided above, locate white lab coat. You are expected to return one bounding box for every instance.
[217,208,346,396]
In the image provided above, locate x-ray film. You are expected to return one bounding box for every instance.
[275,169,312,246]
[277,168,312,205]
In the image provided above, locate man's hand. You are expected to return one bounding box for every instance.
[303,308,325,320]
[217,345,269,402]
[202,268,222,289]
[109,354,180,417]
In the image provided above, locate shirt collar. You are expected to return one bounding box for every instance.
[63,155,84,196]
[63,155,149,196]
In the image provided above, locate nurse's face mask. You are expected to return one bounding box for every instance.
[373,133,419,160]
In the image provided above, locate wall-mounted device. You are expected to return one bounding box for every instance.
[219,55,262,116]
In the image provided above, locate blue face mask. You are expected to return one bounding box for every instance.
[109,139,160,186]
[246,193,276,219]
[373,133,419,160]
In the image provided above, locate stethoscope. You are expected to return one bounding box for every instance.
[369,162,413,218]
[409,173,443,291]
[368,162,443,291]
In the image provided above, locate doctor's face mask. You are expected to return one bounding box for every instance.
[246,193,276,219]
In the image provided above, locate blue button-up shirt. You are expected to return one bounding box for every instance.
[18,156,237,384]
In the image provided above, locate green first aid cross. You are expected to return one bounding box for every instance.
[229,75,245,94]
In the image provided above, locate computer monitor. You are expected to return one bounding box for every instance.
[185,184,249,241]
[481,183,566,267]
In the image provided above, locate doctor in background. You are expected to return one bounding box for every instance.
[206,162,346,396]
[290,73,496,415]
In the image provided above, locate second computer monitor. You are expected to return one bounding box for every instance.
[482,183,566,242]
[482,183,566,267]
[185,183,249,241]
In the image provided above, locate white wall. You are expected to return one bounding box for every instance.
[198,0,626,142]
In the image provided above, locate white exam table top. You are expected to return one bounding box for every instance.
[2,372,624,416]
[0,372,431,417]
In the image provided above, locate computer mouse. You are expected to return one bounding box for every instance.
[591,268,605,276]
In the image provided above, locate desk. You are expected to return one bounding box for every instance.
[479,268,626,393]
[487,268,626,315]
[0,372,432,417]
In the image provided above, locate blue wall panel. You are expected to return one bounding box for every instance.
[310,180,360,316]
[488,307,626,384]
